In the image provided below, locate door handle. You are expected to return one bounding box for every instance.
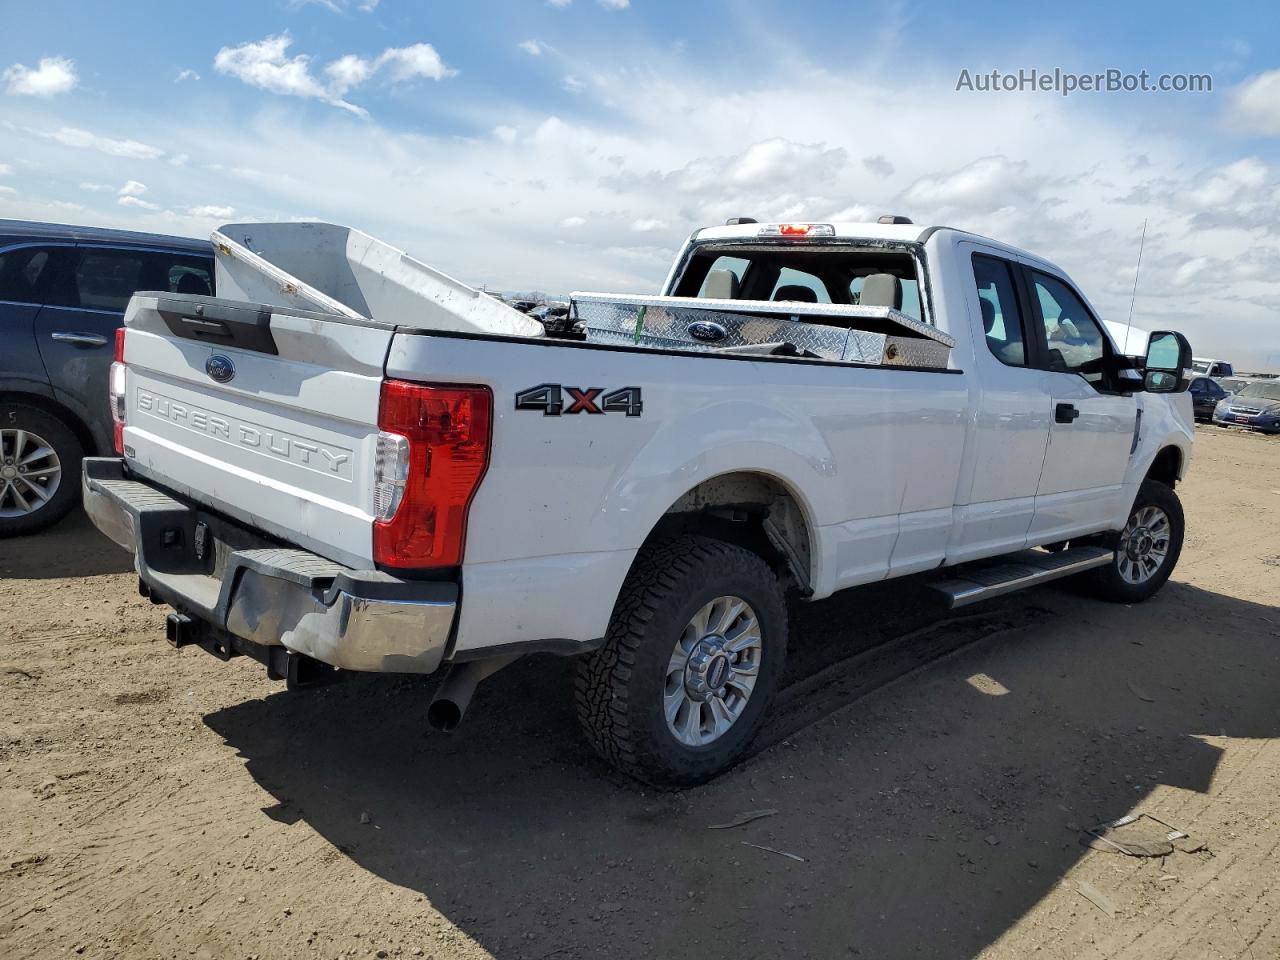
[50,332,109,347]
[1055,402,1080,424]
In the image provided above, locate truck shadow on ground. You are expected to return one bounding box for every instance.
[203,578,1280,960]
[0,511,133,579]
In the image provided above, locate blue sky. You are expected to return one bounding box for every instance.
[3,0,1279,368]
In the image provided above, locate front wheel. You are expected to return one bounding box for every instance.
[1086,479,1184,603]
[575,535,787,787]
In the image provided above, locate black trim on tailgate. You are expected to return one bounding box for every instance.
[156,294,279,355]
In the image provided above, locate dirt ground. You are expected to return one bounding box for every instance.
[2,425,1278,960]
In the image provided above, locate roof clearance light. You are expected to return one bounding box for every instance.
[759,223,835,238]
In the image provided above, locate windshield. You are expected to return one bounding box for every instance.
[1237,381,1280,402]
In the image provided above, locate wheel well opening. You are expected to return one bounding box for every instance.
[0,392,97,456]
[1146,446,1182,488]
[645,473,814,595]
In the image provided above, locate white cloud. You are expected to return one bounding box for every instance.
[519,40,544,56]
[0,163,10,175]
[0,185,15,195]
[80,182,112,192]
[214,34,330,101]
[630,218,667,232]
[4,56,77,97]
[492,125,517,143]
[118,180,148,197]
[862,155,894,178]
[176,69,200,83]
[215,35,453,115]
[598,0,630,8]
[169,153,190,167]
[563,75,585,93]
[325,54,374,95]
[376,44,455,83]
[1229,70,1280,137]
[900,155,1040,210]
[547,0,572,6]
[189,204,236,218]
[41,126,164,160]
[118,195,160,210]
[561,216,586,228]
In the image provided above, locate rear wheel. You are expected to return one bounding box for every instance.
[575,535,787,787]
[1086,479,1184,603]
[0,404,84,537]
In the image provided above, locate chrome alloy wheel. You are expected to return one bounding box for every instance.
[664,595,762,747]
[0,428,61,518]
[1117,504,1171,585]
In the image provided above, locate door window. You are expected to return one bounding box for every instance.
[0,247,59,305]
[47,249,145,312]
[157,256,214,296]
[1031,272,1107,382]
[971,255,1027,367]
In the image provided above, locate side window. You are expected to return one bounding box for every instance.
[1189,379,1206,394]
[770,266,830,303]
[971,255,1026,367]
[0,247,59,305]
[47,249,146,312]
[154,255,214,297]
[696,255,750,299]
[1031,272,1107,382]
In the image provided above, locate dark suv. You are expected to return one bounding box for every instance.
[1,220,213,535]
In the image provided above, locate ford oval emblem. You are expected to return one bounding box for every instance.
[688,320,728,343]
[205,354,235,383]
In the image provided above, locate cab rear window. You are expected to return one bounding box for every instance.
[677,244,926,322]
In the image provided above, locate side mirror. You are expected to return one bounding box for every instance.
[1143,330,1193,393]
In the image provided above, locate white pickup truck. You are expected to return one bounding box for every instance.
[84,217,1195,785]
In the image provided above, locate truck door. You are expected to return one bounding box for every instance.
[1019,267,1138,542]
[948,245,1053,563]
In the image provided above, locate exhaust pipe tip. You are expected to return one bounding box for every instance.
[426,699,463,732]
[425,653,522,733]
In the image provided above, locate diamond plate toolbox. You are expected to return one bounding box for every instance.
[569,293,954,369]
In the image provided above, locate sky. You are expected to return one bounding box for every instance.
[2,0,1279,370]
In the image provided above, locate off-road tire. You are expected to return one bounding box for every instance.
[1086,479,1184,603]
[575,535,787,787]
[0,403,83,537]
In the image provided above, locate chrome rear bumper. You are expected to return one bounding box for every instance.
[82,458,456,674]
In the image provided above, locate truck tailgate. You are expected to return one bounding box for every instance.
[119,294,394,568]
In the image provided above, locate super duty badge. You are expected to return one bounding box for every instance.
[515,384,642,417]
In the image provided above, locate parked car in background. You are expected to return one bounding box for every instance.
[1191,356,1234,378]
[1213,380,1280,434]
[1217,376,1254,395]
[1,220,213,535]
[1189,376,1229,422]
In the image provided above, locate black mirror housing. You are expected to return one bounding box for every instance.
[1143,331,1193,393]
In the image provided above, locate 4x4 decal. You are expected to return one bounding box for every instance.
[515,384,643,417]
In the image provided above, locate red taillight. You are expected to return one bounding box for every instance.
[779,223,811,236]
[372,380,493,570]
[110,327,127,455]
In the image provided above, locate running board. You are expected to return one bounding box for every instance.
[928,545,1114,609]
